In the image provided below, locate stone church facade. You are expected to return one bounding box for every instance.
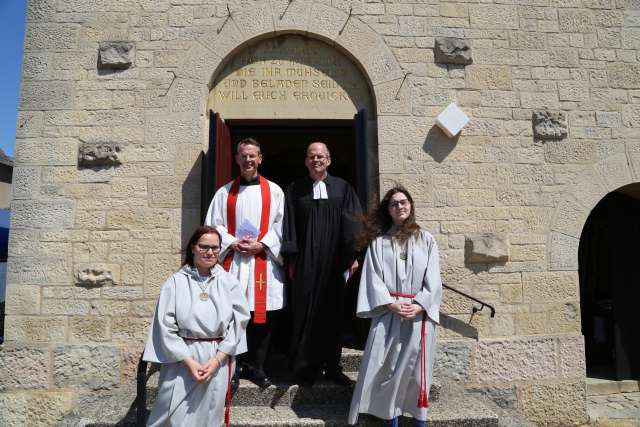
[2,0,640,425]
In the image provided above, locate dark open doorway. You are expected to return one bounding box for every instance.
[579,185,640,380]
[229,120,355,190]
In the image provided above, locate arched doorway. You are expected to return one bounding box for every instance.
[202,34,378,215]
[579,183,640,380]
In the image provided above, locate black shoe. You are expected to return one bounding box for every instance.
[252,369,273,388]
[324,370,352,387]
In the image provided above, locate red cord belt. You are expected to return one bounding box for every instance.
[389,291,429,409]
[180,336,234,426]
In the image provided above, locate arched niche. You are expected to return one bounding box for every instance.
[208,34,375,120]
[578,182,640,380]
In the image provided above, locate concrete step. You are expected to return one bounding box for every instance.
[145,372,441,408]
[229,398,499,426]
[586,377,640,396]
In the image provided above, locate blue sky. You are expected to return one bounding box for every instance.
[0,0,26,159]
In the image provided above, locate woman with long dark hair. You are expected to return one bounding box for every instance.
[143,225,250,426]
[348,187,442,427]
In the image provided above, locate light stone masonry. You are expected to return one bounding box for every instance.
[5,0,640,425]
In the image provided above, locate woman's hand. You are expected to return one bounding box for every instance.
[200,358,221,381]
[183,356,208,383]
[399,303,424,320]
[387,302,405,316]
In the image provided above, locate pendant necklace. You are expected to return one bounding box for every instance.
[195,273,210,301]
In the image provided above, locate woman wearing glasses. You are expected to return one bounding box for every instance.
[348,187,442,427]
[143,225,250,426]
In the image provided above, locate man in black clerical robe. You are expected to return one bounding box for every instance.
[282,142,362,386]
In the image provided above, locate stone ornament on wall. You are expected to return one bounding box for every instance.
[434,37,473,65]
[78,142,121,168]
[76,267,115,287]
[466,233,510,263]
[98,42,135,70]
[532,111,568,140]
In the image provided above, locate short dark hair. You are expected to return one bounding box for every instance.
[236,137,261,154]
[183,225,222,267]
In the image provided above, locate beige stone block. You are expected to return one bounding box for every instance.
[558,81,589,102]
[170,79,207,114]
[42,299,92,316]
[16,111,43,138]
[101,286,143,300]
[231,0,274,40]
[466,66,512,90]
[629,140,640,180]
[106,208,171,230]
[4,315,67,342]
[509,31,545,50]
[518,381,588,426]
[568,167,608,212]
[69,316,111,342]
[120,346,143,383]
[469,5,518,29]
[308,2,348,42]
[109,254,144,285]
[500,283,523,304]
[15,137,78,166]
[130,300,157,318]
[336,17,379,67]
[146,112,203,146]
[176,42,223,85]
[0,345,50,390]
[0,391,76,427]
[509,245,545,262]
[119,143,175,164]
[40,230,88,242]
[520,92,560,109]
[53,345,119,390]
[144,253,182,298]
[557,334,586,379]
[514,311,549,335]
[198,17,245,68]
[112,317,150,345]
[271,0,312,32]
[551,196,589,239]
[548,302,581,333]
[7,257,71,285]
[365,40,404,85]
[523,272,579,303]
[475,336,557,382]
[11,167,42,200]
[4,285,41,315]
[91,300,130,316]
[75,210,106,229]
[20,81,75,111]
[559,8,594,33]
[149,176,199,208]
[548,232,579,271]
[593,153,633,192]
[73,242,108,263]
[607,63,640,89]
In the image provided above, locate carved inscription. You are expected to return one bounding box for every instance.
[210,35,372,119]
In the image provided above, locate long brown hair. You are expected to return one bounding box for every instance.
[357,187,420,249]
[183,225,222,267]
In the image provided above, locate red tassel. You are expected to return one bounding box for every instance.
[225,356,233,426]
[417,312,429,408]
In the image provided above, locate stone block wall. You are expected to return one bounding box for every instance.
[3,0,640,425]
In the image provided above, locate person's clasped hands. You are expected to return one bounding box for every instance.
[387,302,424,320]
[183,356,223,383]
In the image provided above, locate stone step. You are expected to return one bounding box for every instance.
[229,398,499,426]
[586,377,640,396]
[145,373,441,408]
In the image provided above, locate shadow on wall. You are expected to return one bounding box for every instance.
[423,125,459,163]
[181,151,205,252]
[440,313,479,340]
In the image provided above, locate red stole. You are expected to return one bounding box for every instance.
[223,176,271,324]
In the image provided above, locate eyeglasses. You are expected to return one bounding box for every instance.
[306,154,329,161]
[389,199,410,209]
[196,244,220,254]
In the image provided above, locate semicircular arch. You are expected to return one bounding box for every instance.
[548,149,640,271]
[173,0,411,118]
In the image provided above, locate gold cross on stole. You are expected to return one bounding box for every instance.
[257,273,266,291]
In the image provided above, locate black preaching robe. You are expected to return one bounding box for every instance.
[282,174,362,375]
